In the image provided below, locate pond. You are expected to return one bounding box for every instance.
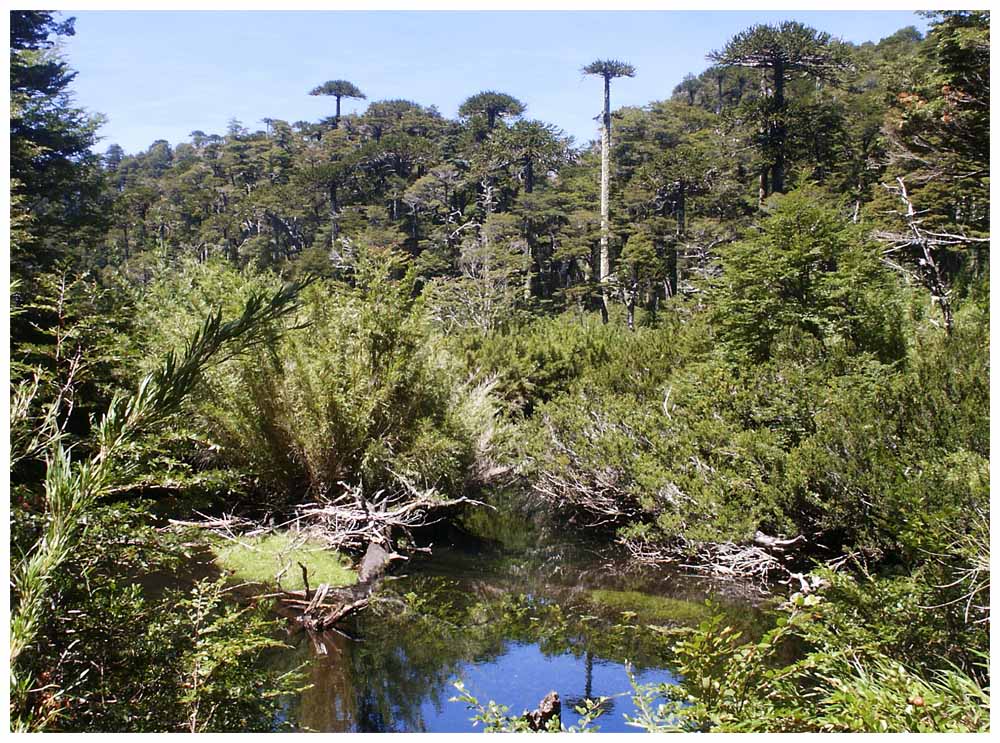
[266,493,776,733]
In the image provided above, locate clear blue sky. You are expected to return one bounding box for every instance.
[62,10,930,154]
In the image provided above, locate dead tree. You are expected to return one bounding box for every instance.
[874,177,988,335]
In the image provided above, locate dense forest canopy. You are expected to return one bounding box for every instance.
[9,10,990,733]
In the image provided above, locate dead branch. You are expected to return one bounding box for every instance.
[295,478,482,553]
[619,532,812,591]
[874,177,966,333]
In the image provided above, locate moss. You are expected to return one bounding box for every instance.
[212,532,357,590]
[585,589,714,626]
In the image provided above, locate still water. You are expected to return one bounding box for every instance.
[268,499,772,733]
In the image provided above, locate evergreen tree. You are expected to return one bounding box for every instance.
[10,11,106,276]
[582,59,636,322]
[710,22,850,202]
[458,90,526,136]
[309,79,366,128]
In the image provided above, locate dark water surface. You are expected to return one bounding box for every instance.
[267,496,774,733]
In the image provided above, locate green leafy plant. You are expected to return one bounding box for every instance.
[10,278,305,730]
[626,574,990,733]
[451,680,607,733]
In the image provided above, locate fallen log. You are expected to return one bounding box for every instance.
[279,540,405,633]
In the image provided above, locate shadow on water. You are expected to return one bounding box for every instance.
[266,489,779,733]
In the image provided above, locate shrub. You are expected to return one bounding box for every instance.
[13,504,306,732]
[712,187,907,364]
[137,249,488,504]
[627,570,990,733]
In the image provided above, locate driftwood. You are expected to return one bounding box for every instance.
[295,478,484,553]
[524,691,561,731]
[167,478,488,633]
[620,531,813,591]
[279,540,407,632]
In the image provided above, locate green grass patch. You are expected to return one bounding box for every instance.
[212,532,357,590]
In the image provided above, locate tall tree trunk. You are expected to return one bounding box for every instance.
[758,74,770,208]
[599,75,612,324]
[524,156,535,301]
[772,61,786,194]
[334,96,342,129]
[329,182,339,244]
[524,238,533,301]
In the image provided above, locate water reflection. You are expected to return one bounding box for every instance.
[277,539,771,733]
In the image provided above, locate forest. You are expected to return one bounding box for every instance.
[9,9,990,733]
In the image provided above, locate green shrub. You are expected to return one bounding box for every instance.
[455,310,697,417]
[137,249,488,503]
[520,287,987,562]
[712,187,907,364]
[627,570,990,733]
[13,505,305,732]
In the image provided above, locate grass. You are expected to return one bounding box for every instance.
[212,531,357,590]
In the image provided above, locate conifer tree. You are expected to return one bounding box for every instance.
[583,59,636,323]
[710,22,849,202]
[458,91,526,131]
[309,79,366,128]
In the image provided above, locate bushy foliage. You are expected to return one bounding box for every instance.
[137,250,485,502]
[519,188,986,564]
[10,271,306,731]
[12,505,304,732]
[712,188,906,363]
[627,569,989,732]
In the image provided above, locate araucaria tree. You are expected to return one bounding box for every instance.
[583,59,636,323]
[309,79,366,128]
[709,22,848,203]
[458,90,526,132]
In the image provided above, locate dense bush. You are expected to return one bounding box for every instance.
[627,568,989,732]
[137,249,492,503]
[712,188,908,364]
[10,279,307,732]
[516,188,988,565]
[12,505,304,732]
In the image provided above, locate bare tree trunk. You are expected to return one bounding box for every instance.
[758,74,770,208]
[772,61,786,195]
[893,178,954,334]
[524,157,534,301]
[599,75,612,324]
[329,182,339,244]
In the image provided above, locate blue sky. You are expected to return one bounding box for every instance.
[61,10,930,154]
